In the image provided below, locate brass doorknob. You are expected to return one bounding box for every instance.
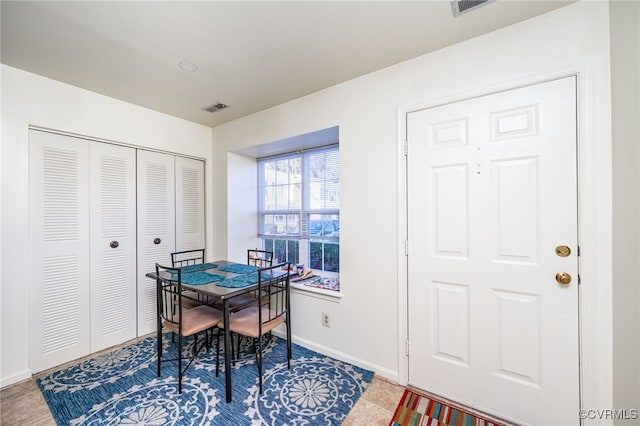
[555,272,572,285]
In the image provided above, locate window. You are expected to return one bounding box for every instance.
[259,145,339,275]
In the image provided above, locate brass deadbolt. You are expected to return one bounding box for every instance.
[555,272,572,285]
[555,245,571,257]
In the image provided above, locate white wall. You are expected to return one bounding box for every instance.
[211,0,616,409]
[227,152,260,263]
[610,0,640,422]
[0,65,214,387]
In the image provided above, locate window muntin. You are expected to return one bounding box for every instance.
[259,145,339,275]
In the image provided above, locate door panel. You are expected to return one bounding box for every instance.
[89,143,137,351]
[175,156,205,252]
[407,77,578,425]
[136,150,175,336]
[29,130,90,373]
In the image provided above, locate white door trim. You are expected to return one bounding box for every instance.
[397,68,613,425]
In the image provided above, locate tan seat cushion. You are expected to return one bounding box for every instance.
[227,306,286,339]
[163,305,223,337]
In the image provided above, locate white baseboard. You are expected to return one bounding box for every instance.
[1,369,32,389]
[272,329,399,383]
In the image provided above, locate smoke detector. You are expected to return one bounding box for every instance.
[451,0,494,17]
[202,102,230,113]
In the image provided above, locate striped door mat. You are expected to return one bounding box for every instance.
[390,389,505,426]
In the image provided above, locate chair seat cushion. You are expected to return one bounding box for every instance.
[228,306,286,338]
[163,305,223,336]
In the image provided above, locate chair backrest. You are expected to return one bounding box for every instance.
[256,262,290,330]
[247,249,273,268]
[171,249,205,267]
[155,263,184,333]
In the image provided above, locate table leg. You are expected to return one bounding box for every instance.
[224,299,232,403]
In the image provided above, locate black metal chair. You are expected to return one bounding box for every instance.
[155,263,223,393]
[212,249,275,357]
[171,248,205,267]
[213,249,274,313]
[171,249,218,308]
[217,262,292,393]
[247,249,274,268]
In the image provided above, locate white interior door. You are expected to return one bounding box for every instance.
[89,143,137,351]
[175,156,205,252]
[29,130,90,373]
[407,77,579,425]
[136,150,175,336]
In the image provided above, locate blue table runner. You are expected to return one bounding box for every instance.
[217,263,261,274]
[172,271,225,285]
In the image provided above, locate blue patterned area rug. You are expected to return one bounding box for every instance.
[37,334,374,425]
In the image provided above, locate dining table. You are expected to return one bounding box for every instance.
[146,259,285,403]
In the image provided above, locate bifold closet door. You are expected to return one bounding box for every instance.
[29,131,138,372]
[29,130,205,369]
[136,150,176,336]
[29,130,91,373]
[89,142,137,352]
[175,156,205,251]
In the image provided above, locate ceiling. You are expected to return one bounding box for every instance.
[1,1,574,128]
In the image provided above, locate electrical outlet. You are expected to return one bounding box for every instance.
[322,312,330,327]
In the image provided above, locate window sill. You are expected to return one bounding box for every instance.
[291,282,343,302]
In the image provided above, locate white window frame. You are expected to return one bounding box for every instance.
[258,145,340,282]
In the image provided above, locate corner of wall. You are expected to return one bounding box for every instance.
[610,0,640,421]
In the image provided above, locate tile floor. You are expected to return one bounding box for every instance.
[342,376,406,425]
[0,339,405,425]
[1,376,55,426]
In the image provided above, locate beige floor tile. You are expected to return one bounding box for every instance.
[360,377,405,412]
[342,397,396,426]
[1,379,55,426]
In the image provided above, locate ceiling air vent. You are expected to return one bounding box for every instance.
[202,102,230,113]
[451,0,493,17]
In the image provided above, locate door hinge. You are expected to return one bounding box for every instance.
[405,240,409,256]
[577,245,581,256]
[405,339,410,356]
[578,274,581,285]
[404,140,408,156]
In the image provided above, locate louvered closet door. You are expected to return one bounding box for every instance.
[137,150,176,336]
[89,143,137,351]
[29,130,90,373]
[175,156,205,251]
